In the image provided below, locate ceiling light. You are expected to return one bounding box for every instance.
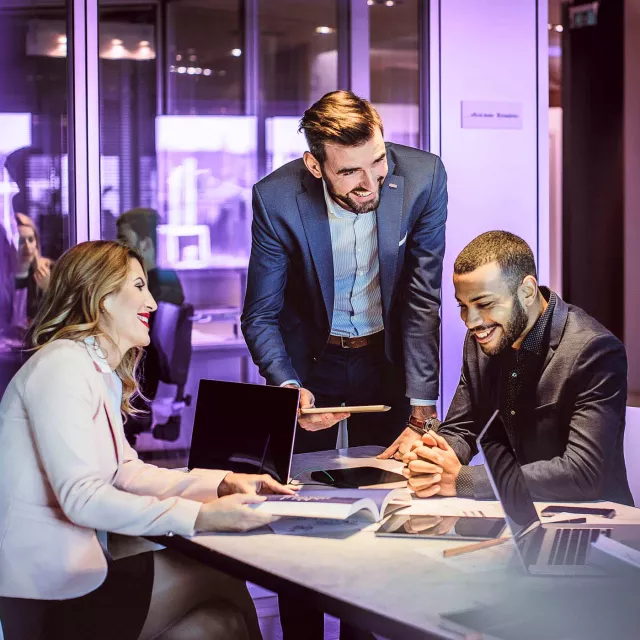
[203,68,212,76]
[231,48,242,57]
[555,24,564,32]
[315,26,334,34]
[385,0,395,6]
[548,23,552,30]
[177,66,186,74]
[58,35,67,45]
[111,39,123,46]
[176,54,182,61]
[367,0,374,4]
[139,40,150,47]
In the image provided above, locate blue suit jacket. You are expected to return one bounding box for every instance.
[241,142,447,400]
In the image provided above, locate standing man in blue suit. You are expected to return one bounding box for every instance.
[242,90,447,462]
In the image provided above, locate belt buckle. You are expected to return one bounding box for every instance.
[340,336,350,349]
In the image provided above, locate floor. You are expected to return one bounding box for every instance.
[251,584,342,640]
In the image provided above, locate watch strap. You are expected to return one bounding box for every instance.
[407,415,440,436]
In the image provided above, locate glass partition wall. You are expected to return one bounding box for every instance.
[0,0,429,461]
[0,0,73,397]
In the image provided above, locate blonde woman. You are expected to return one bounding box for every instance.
[0,241,290,640]
[12,213,53,328]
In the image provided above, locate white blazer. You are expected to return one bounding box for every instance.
[0,339,228,600]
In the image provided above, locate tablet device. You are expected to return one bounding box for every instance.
[375,515,507,540]
[310,467,406,488]
[300,405,391,414]
[540,505,616,519]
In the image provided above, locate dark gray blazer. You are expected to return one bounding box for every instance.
[438,290,633,506]
[241,142,447,399]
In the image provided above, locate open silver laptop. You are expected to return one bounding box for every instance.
[478,410,640,576]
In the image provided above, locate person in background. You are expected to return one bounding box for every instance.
[0,240,292,640]
[12,213,52,330]
[116,208,184,307]
[0,225,15,332]
[402,231,632,506]
[116,208,186,443]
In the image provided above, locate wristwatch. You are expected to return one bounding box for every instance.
[406,414,439,437]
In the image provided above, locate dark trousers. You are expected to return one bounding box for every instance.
[293,340,410,454]
[281,340,410,640]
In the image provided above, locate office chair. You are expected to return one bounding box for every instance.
[124,301,194,445]
[150,301,194,442]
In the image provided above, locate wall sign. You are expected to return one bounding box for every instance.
[461,101,523,130]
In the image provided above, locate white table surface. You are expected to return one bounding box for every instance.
[159,446,640,640]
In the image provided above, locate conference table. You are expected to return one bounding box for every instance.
[153,446,640,640]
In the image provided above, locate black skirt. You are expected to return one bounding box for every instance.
[0,551,154,640]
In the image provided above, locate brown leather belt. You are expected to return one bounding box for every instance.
[327,331,384,349]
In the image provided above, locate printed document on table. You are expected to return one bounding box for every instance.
[395,497,504,518]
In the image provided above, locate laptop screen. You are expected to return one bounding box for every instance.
[188,380,300,484]
[477,410,541,543]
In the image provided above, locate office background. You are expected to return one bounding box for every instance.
[0,0,637,457]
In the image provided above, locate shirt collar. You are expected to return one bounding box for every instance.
[322,180,358,220]
[83,336,113,373]
[520,291,557,356]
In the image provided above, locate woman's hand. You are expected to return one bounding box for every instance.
[218,472,296,497]
[194,494,277,532]
[33,255,52,292]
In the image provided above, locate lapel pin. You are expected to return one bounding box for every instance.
[389,183,398,189]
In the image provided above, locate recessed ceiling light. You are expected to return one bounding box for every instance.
[111,39,123,46]
[555,25,564,32]
[58,35,67,45]
[315,26,335,34]
[231,48,242,57]
[385,0,395,6]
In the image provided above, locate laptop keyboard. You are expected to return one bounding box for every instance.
[549,528,612,566]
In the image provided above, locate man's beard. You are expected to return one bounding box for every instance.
[480,295,529,357]
[323,173,383,214]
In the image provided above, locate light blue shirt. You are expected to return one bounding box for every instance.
[323,180,384,338]
[281,183,436,407]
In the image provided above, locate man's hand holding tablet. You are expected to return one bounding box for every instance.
[283,385,351,431]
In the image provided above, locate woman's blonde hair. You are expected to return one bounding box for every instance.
[27,240,146,417]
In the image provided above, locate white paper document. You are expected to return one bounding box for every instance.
[395,497,505,519]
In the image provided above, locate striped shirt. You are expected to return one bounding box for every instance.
[323,181,384,338]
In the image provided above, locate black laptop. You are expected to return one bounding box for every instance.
[188,380,300,484]
[478,410,640,576]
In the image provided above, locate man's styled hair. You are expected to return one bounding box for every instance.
[298,90,384,164]
[454,231,538,292]
[116,207,159,250]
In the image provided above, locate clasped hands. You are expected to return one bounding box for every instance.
[401,431,462,498]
